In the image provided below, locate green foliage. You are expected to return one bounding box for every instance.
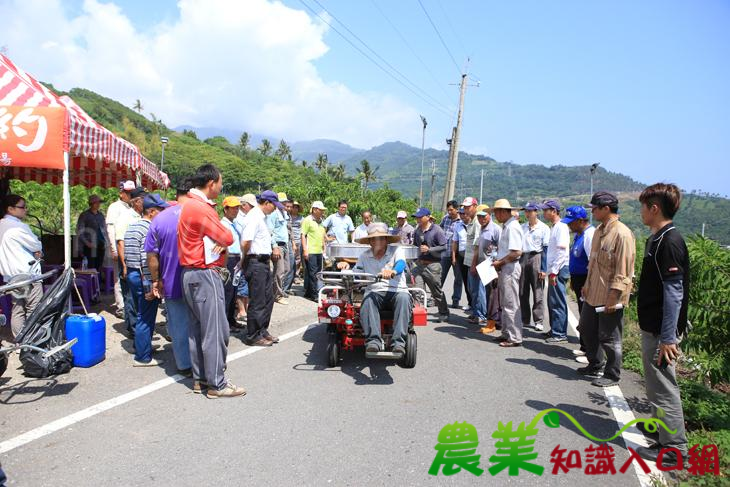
[679,429,730,485]
[682,237,730,387]
[680,380,730,431]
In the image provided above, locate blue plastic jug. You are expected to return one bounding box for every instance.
[65,314,106,367]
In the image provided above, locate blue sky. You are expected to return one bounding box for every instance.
[7,0,729,195]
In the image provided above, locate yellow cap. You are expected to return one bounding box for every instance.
[222,196,242,208]
[476,204,490,213]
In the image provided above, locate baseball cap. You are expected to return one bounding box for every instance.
[241,194,257,207]
[561,206,588,223]
[523,202,540,211]
[412,207,431,218]
[457,207,465,214]
[277,192,290,203]
[539,199,561,211]
[589,191,619,208]
[311,201,327,210]
[461,197,478,207]
[143,193,170,210]
[258,190,284,210]
[119,180,135,191]
[130,187,147,199]
[223,196,242,208]
[476,204,490,214]
[292,200,302,209]
[396,210,408,219]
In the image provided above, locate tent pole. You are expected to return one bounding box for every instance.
[63,152,71,269]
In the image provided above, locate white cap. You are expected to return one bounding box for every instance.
[120,180,136,191]
[240,194,257,207]
[396,210,407,219]
[311,200,327,210]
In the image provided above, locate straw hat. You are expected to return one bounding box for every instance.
[355,222,401,244]
[490,199,518,211]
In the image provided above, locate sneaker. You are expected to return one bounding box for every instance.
[132,358,163,367]
[427,299,434,307]
[450,302,460,309]
[437,314,449,322]
[592,376,620,387]
[573,349,586,356]
[366,342,381,353]
[392,345,406,356]
[193,380,208,394]
[177,368,193,378]
[577,366,604,379]
[636,446,683,467]
[534,323,544,332]
[461,305,471,312]
[575,355,589,364]
[467,316,480,324]
[545,336,568,344]
[206,381,247,399]
[275,297,289,305]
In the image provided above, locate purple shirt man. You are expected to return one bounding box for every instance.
[144,205,183,299]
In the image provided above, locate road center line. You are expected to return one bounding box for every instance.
[566,307,662,486]
[0,324,312,455]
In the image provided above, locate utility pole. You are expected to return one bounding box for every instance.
[418,115,427,207]
[430,159,436,210]
[702,223,706,237]
[442,73,467,210]
[479,169,484,203]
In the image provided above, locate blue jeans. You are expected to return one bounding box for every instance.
[548,265,570,339]
[165,298,192,370]
[127,269,159,363]
[440,253,463,304]
[120,261,137,335]
[467,271,487,320]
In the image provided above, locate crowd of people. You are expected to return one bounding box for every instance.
[0,163,690,463]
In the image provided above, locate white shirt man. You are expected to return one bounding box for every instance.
[541,199,571,343]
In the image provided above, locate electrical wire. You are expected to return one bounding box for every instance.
[417,0,463,76]
[297,0,452,118]
[306,0,454,116]
[435,0,469,62]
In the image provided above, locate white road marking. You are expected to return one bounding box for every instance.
[566,307,662,486]
[0,324,312,455]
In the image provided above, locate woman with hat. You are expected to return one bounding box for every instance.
[336,222,410,355]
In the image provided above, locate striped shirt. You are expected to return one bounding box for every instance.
[124,219,151,278]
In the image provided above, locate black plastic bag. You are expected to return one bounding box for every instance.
[16,268,74,378]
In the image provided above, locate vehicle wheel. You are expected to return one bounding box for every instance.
[401,331,417,368]
[327,332,341,367]
[0,353,7,377]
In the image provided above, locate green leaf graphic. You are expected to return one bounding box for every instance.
[543,411,560,428]
[656,408,666,419]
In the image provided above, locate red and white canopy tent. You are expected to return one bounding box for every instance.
[0,53,169,268]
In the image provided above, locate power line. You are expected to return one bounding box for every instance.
[300,0,453,118]
[435,0,469,61]
[417,0,462,75]
[369,0,456,111]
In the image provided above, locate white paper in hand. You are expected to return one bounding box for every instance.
[203,236,220,265]
[476,258,498,285]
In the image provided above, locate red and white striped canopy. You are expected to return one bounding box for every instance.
[0,54,168,189]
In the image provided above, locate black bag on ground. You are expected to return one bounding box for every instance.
[15,268,74,378]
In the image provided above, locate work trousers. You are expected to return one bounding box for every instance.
[412,261,449,316]
[640,330,688,453]
[127,269,159,363]
[498,261,522,343]
[283,241,296,292]
[360,291,411,349]
[570,274,587,351]
[547,265,570,339]
[182,268,229,391]
[519,252,544,326]
[460,260,474,309]
[272,244,290,299]
[114,255,124,311]
[164,298,192,370]
[440,252,463,304]
[224,255,241,326]
[244,258,274,342]
[10,281,43,339]
[580,304,624,381]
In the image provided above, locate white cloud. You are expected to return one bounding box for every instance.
[1,0,418,148]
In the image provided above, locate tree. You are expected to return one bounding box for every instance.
[275,139,292,161]
[182,129,198,140]
[258,138,272,157]
[358,159,378,192]
[315,153,329,173]
[331,163,346,181]
[238,132,250,153]
[133,99,143,114]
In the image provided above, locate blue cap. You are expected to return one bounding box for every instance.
[561,206,588,223]
[539,199,561,212]
[257,190,285,210]
[523,202,540,211]
[143,193,170,210]
[457,207,465,214]
[412,207,431,218]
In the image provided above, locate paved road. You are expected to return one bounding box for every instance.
[0,274,656,486]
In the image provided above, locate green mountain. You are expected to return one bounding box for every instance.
[22,85,729,245]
